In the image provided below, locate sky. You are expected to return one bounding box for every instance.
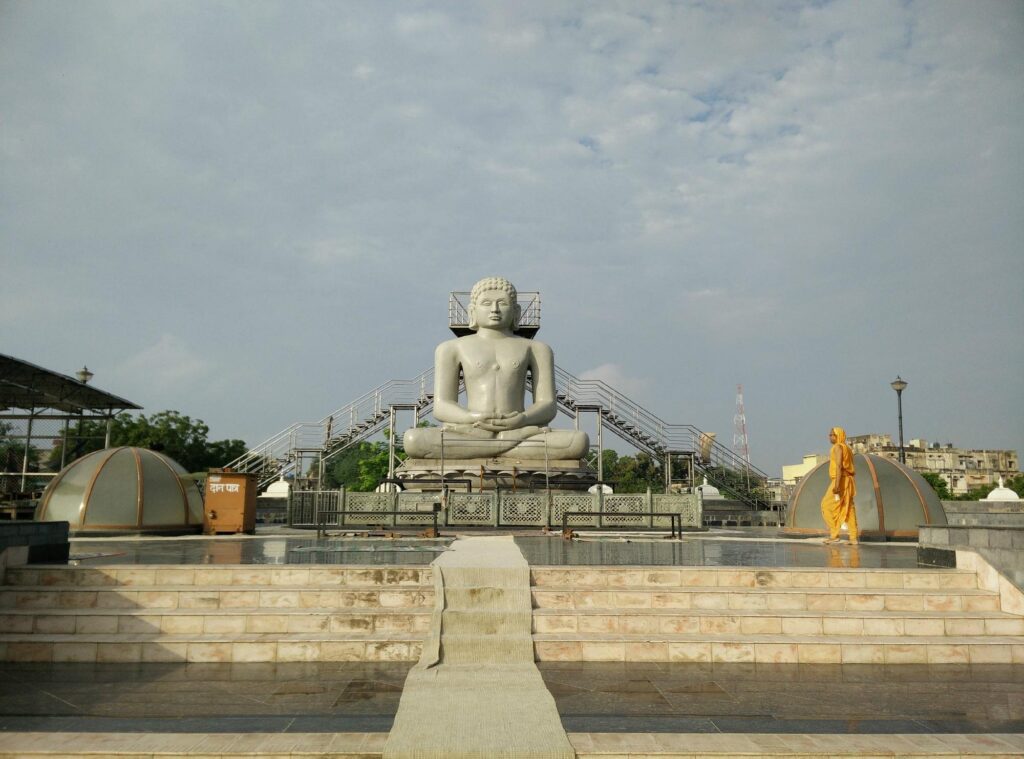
[2,0,1022,476]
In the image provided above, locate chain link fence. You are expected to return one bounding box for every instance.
[1,416,109,501]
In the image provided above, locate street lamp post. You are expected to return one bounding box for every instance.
[890,376,908,465]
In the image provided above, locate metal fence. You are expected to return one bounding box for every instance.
[289,490,701,530]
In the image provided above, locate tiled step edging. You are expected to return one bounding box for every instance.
[0,731,1023,757]
[0,633,424,663]
[3,565,432,588]
[529,566,981,590]
[533,633,1024,664]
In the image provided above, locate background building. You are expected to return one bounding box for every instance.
[779,453,829,502]
[848,434,1018,496]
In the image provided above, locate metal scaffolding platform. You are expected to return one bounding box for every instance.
[226,365,772,509]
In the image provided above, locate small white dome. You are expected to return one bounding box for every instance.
[698,476,723,500]
[983,477,1020,501]
[263,477,291,499]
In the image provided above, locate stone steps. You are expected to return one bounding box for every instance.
[3,562,1023,665]
[1,564,435,663]
[526,565,1024,664]
[532,607,1024,636]
[2,565,432,588]
[531,586,1002,612]
[0,633,424,663]
[0,585,434,610]
[529,566,982,590]
[533,632,1024,664]
[0,607,432,635]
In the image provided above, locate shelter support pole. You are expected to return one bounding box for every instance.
[104,417,113,449]
[60,419,69,469]
[21,412,34,491]
[387,407,397,480]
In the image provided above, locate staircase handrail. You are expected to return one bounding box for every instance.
[226,369,435,482]
[554,366,769,482]
[227,363,769,497]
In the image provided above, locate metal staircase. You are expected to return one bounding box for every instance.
[227,366,772,509]
[553,367,772,509]
[226,369,435,489]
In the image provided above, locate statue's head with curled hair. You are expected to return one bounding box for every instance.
[468,276,520,331]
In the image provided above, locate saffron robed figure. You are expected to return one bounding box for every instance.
[821,426,858,544]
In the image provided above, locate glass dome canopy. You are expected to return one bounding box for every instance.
[36,447,203,534]
[785,453,947,539]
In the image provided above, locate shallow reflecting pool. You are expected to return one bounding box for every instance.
[515,533,922,569]
[70,537,452,566]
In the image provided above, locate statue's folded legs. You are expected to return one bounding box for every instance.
[403,424,589,460]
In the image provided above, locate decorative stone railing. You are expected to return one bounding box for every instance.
[289,490,701,530]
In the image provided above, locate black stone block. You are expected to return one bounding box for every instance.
[917,546,956,568]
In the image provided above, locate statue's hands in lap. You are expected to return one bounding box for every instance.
[474,411,529,433]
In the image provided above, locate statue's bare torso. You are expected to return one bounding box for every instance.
[437,334,549,421]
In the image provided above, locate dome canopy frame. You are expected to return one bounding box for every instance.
[37,446,203,533]
[786,453,946,539]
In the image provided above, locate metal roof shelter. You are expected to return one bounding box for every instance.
[1,353,141,497]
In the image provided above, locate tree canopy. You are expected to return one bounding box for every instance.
[321,441,391,492]
[920,472,952,500]
[47,410,247,474]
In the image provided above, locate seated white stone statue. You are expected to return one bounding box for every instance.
[403,276,589,461]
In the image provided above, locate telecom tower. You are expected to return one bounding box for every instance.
[733,384,750,467]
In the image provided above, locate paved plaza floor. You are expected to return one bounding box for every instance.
[1,660,1022,735]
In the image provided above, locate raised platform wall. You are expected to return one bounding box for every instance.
[941,499,1024,527]
[920,524,1024,596]
[0,522,69,571]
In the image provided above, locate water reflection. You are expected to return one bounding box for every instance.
[515,536,918,568]
[70,537,451,566]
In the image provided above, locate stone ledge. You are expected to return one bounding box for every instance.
[1,731,1022,757]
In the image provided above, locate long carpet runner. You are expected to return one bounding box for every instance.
[383,535,575,759]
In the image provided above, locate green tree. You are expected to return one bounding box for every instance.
[1,421,42,494]
[920,472,952,500]
[1006,474,1024,498]
[322,441,391,491]
[597,450,664,493]
[47,411,246,474]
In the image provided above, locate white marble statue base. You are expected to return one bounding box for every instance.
[395,458,597,492]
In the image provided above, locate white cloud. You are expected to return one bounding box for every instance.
[114,335,212,396]
[578,363,651,400]
[1,1,1020,473]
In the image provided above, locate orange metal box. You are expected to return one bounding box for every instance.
[203,470,257,534]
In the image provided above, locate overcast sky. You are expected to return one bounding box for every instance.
[2,1,1022,475]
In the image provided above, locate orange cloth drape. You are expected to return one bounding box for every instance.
[820,427,858,541]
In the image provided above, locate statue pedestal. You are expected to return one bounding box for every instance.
[395,458,596,493]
